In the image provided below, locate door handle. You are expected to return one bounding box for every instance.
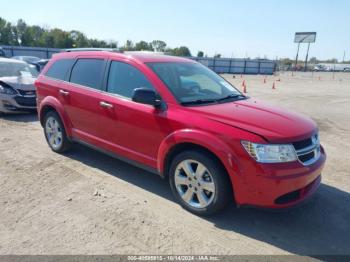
[99,101,114,109]
[59,89,69,96]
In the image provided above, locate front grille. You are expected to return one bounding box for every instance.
[292,138,312,150]
[17,89,36,97]
[298,151,315,162]
[14,96,37,107]
[292,134,320,165]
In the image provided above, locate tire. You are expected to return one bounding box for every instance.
[43,111,71,153]
[169,150,232,216]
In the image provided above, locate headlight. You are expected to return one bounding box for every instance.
[242,141,297,163]
[0,83,17,95]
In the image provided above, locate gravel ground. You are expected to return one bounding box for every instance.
[0,72,349,256]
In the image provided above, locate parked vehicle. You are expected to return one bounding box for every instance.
[0,57,38,113]
[12,55,41,64]
[11,56,49,72]
[35,59,50,71]
[313,64,328,71]
[35,50,326,216]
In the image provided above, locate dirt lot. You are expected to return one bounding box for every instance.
[0,72,349,255]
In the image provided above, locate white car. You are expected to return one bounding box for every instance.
[0,57,38,113]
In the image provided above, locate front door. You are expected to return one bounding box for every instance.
[98,60,170,168]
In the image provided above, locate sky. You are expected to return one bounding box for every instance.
[0,0,349,60]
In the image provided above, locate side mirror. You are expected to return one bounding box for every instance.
[132,88,162,108]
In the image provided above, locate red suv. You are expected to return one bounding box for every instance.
[35,50,326,216]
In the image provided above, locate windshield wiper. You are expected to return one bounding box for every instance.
[216,94,246,102]
[180,94,246,106]
[180,99,218,105]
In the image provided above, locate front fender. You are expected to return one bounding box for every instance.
[39,96,73,137]
[157,129,241,178]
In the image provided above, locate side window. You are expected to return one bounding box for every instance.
[70,59,105,90]
[107,61,155,98]
[45,59,74,80]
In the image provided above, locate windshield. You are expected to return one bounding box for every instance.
[0,62,38,78]
[147,62,244,105]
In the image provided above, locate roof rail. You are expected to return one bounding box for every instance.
[63,48,121,53]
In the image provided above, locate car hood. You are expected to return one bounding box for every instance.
[188,98,317,143]
[0,76,36,91]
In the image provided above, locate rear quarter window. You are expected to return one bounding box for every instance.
[45,59,74,81]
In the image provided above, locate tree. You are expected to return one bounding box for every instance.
[69,30,89,47]
[324,58,338,63]
[214,53,221,58]
[134,41,153,51]
[197,51,204,57]
[151,40,167,52]
[0,18,15,45]
[0,16,193,53]
[279,58,293,66]
[171,46,191,57]
[15,19,27,45]
[120,40,134,51]
[28,26,45,47]
[309,57,318,64]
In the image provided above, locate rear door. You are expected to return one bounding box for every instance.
[60,57,107,143]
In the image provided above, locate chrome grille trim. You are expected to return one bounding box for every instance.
[293,134,321,166]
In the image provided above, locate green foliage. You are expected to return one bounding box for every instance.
[197,51,204,57]
[151,40,166,52]
[279,58,294,66]
[0,17,193,56]
[0,17,116,48]
[170,46,192,57]
[134,41,153,51]
[214,53,221,58]
[324,58,338,63]
[309,57,318,64]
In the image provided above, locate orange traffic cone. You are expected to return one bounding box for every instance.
[242,80,247,93]
[272,81,276,90]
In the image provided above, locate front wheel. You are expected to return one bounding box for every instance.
[43,111,71,153]
[169,150,232,216]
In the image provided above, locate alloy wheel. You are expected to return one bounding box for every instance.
[45,116,63,150]
[174,159,216,208]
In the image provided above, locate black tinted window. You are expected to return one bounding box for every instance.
[107,61,154,98]
[70,59,105,90]
[45,59,74,80]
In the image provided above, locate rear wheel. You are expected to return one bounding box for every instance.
[43,111,71,153]
[169,150,232,216]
